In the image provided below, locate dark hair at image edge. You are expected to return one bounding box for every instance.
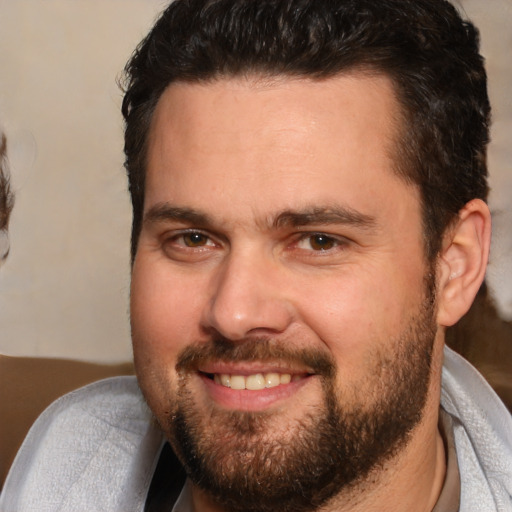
[121,0,490,263]
[0,133,14,234]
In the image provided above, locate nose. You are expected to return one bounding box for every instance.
[202,250,294,340]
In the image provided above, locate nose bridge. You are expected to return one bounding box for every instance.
[204,245,293,340]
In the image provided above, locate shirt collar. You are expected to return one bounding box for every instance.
[432,408,461,512]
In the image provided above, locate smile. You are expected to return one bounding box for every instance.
[211,372,303,391]
[198,369,315,411]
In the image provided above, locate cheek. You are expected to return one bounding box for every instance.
[130,261,205,364]
[294,266,424,370]
[130,262,204,416]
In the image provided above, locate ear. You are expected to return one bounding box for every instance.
[436,199,491,327]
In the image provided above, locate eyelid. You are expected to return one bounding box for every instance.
[165,228,219,248]
[292,231,350,251]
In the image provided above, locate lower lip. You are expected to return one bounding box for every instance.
[199,373,313,411]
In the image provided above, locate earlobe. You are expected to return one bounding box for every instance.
[436,199,491,327]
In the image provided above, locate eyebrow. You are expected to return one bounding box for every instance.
[273,206,377,231]
[144,204,214,228]
[143,203,377,232]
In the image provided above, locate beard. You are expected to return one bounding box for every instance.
[152,280,437,512]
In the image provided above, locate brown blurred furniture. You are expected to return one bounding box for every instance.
[0,355,134,489]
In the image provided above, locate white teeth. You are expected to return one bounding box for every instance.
[280,374,291,384]
[213,372,296,390]
[265,373,280,388]
[246,373,265,390]
[230,375,246,390]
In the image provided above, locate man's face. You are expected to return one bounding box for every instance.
[131,75,439,511]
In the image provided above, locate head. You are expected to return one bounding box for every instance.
[124,1,491,510]
[122,0,490,263]
[0,133,14,262]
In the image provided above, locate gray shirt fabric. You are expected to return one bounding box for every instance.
[1,347,511,512]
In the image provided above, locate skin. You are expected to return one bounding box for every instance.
[130,74,490,511]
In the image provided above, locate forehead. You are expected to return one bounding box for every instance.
[145,73,419,227]
[148,73,401,158]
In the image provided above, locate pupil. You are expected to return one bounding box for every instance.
[186,233,205,246]
[312,235,333,250]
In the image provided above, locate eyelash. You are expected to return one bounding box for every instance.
[294,232,347,252]
[166,230,217,249]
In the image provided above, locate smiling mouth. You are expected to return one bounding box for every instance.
[203,372,306,391]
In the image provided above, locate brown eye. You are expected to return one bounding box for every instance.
[308,234,336,251]
[182,232,210,247]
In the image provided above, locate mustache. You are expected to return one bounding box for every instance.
[176,336,336,378]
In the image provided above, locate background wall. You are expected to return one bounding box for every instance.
[0,0,510,363]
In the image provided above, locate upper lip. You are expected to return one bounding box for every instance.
[198,362,313,376]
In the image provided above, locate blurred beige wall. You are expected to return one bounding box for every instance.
[0,0,165,361]
[0,0,510,363]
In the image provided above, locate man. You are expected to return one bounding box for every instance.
[1,0,511,511]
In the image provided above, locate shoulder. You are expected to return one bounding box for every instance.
[441,347,512,510]
[0,376,164,512]
[34,375,150,423]
[15,376,153,452]
[441,346,511,432]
